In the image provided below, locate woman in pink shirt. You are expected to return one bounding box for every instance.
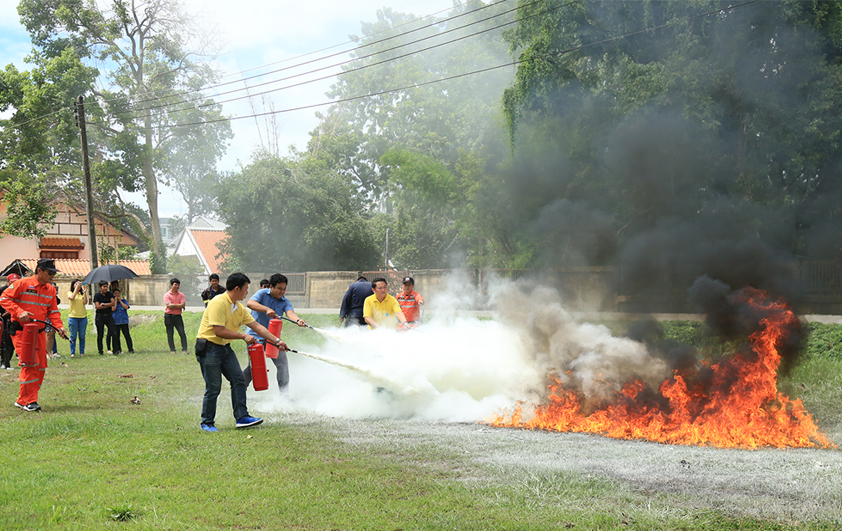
[163,278,188,354]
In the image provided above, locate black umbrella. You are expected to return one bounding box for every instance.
[83,264,139,285]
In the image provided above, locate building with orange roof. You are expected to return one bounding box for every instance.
[169,217,230,276]
[0,191,140,262]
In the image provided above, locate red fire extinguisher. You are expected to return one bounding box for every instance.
[265,319,283,359]
[248,342,269,391]
[20,323,39,367]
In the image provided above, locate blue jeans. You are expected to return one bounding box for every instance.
[68,317,88,355]
[197,342,249,426]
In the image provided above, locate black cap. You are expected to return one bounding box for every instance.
[36,258,59,273]
[402,276,414,285]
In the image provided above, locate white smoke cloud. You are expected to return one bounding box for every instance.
[250,277,671,421]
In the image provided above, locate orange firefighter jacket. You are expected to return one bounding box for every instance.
[396,290,424,323]
[0,276,63,331]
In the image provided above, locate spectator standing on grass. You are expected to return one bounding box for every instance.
[201,273,226,307]
[46,282,60,356]
[363,277,408,330]
[164,278,188,354]
[110,288,134,354]
[0,273,20,370]
[93,280,117,356]
[0,258,67,412]
[339,275,370,327]
[67,280,89,358]
[242,273,306,393]
[194,272,288,432]
[396,277,424,328]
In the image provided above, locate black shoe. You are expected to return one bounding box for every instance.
[99,352,104,356]
[128,351,135,354]
[113,351,121,355]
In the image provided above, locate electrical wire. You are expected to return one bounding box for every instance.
[6,0,520,127]
[126,0,517,110]
[104,0,555,122]
[10,0,761,133]
[161,0,763,130]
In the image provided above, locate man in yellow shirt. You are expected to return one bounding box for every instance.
[195,272,288,432]
[363,277,408,330]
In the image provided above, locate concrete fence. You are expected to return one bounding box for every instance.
[53,265,842,314]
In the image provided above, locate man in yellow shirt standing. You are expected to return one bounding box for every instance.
[195,272,288,432]
[363,277,408,330]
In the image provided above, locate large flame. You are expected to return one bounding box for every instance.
[489,289,834,449]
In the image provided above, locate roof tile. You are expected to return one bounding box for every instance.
[189,229,229,274]
[20,259,152,277]
[39,237,85,249]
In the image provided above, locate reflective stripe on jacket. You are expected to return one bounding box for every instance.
[0,276,62,329]
[396,290,423,322]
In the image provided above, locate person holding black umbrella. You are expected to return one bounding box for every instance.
[93,281,118,355]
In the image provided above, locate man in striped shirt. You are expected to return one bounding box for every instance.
[396,277,424,328]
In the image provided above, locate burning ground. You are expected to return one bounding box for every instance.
[251,277,834,450]
[245,277,840,522]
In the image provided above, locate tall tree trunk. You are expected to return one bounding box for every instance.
[143,106,165,266]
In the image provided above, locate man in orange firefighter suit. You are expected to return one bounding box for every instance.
[0,258,67,412]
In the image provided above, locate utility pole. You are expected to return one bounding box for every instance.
[384,228,389,270]
[75,95,98,269]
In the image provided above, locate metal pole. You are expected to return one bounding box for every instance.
[384,228,389,269]
[76,95,98,269]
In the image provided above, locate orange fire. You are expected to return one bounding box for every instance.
[489,289,834,449]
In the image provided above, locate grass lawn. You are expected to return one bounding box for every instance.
[0,312,838,530]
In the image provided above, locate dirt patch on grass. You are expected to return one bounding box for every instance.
[290,415,842,525]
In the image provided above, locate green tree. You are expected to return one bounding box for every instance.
[0,169,56,238]
[10,0,231,272]
[216,153,378,272]
[502,0,842,242]
[310,2,516,199]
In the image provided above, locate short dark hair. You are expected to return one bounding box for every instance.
[259,278,269,287]
[269,273,288,287]
[71,279,82,291]
[357,275,367,281]
[170,278,181,286]
[112,287,121,293]
[371,277,387,288]
[99,280,109,287]
[209,273,219,281]
[227,272,251,291]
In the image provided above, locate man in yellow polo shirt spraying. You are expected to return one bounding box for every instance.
[363,277,408,330]
[195,272,288,432]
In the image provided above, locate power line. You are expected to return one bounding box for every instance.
[127,0,517,111]
[109,0,552,122]
[93,0,542,123]
[167,0,761,130]
[5,0,505,129]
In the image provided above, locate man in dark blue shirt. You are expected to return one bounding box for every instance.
[201,273,226,307]
[339,276,370,327]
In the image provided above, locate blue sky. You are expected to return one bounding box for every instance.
[0,0,455,217]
